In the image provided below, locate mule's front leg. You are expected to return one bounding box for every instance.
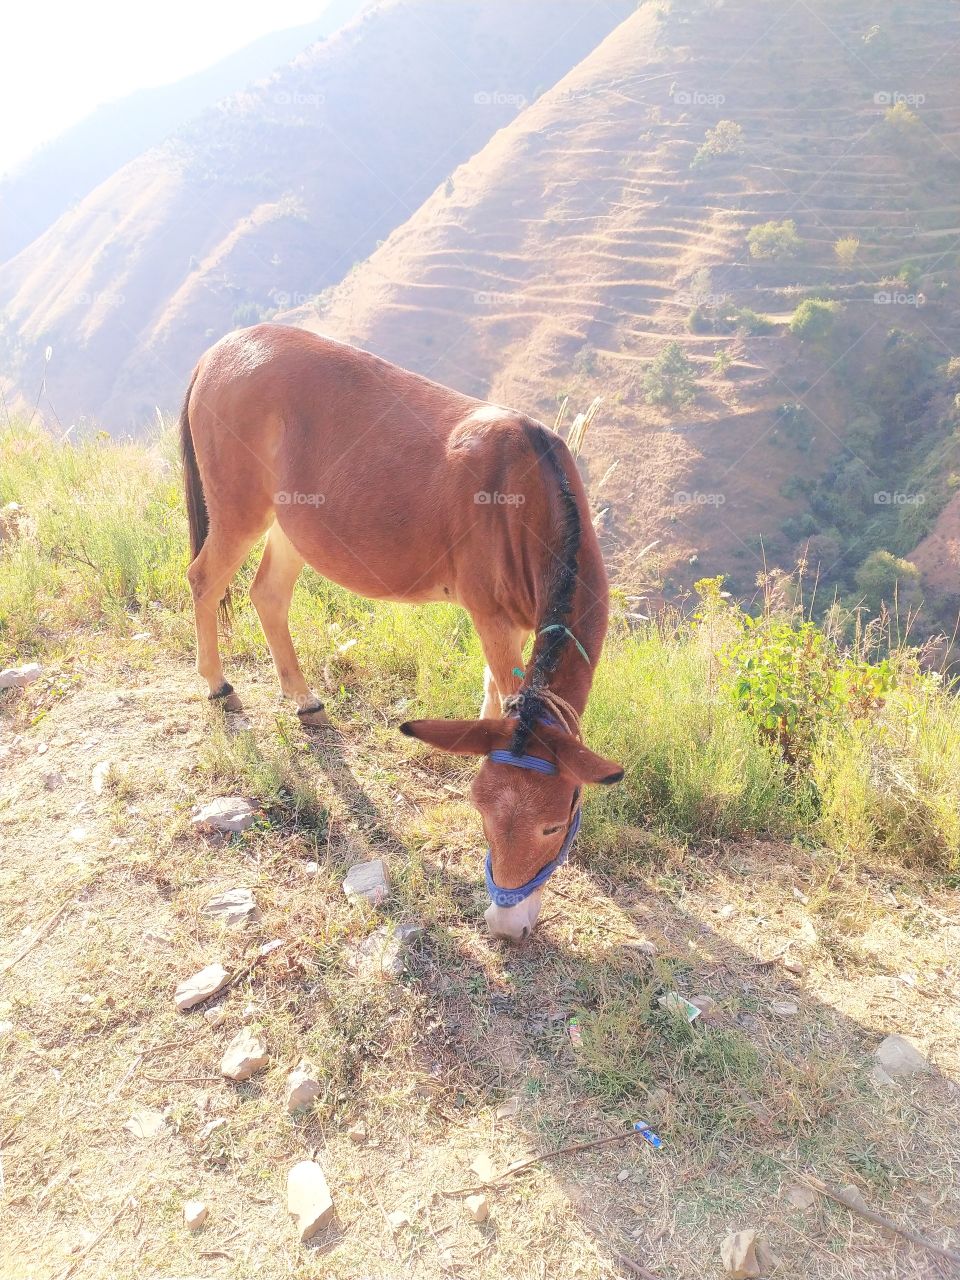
[474,618,528,718]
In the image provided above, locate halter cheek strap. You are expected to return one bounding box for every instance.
[485,723,583,907]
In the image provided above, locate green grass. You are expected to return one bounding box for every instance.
[2,419,959,873]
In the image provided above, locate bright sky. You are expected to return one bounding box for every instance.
[1,1,338,171]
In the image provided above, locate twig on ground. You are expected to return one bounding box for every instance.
[56,1189,137,1280]
[443,1129,640,1196]
[0,898,74,974]
[799,1173,960,1265]
[609,1249,662,1280]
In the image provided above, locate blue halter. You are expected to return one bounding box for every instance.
[484,729,583,908]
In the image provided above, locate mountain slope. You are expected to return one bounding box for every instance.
[0,0,633,428]
[0,3,369,262]
[289,0,960,606]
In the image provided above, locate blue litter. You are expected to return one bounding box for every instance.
[633,1121,663,1149]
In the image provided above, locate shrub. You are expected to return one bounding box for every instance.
[691,120,744,168]
[834,236,860,270]
[732,307,774,335]
[747,219,802,260]
[790,298,841,344]
[854,549,921,614]
[885,101,921,137]
[712,349,733,377]
[642,341,698,407]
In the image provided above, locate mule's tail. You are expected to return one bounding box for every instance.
[180,366,207,563]
[179,367,232,624]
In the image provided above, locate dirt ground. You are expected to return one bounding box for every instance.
[2,641,959,1280]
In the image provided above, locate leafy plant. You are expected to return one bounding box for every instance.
[642,341,698,406]
[790,298,841,344]
[747,219,802,261]
[691,120,744,168]
[834,237,860,270]
[712,349,733,377]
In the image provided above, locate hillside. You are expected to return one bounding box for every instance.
[0,2,369,262]
[1,421,959,1279]
[0,0,633,429]
[288,0,960,616]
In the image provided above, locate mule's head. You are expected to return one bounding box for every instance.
[399,717,623,941]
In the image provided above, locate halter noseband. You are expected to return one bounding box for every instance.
[484,719,582,908]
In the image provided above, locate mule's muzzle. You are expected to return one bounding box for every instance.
[484,886,546,942]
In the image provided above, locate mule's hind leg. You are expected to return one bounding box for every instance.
[187,524,261,711]
[474,618,528,718]
[250,524,328,725]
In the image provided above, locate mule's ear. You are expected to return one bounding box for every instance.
[399,718,503,757]
[533,725,624,785]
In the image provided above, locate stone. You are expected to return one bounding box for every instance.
[347,1121,367,1144]
[342,858,390,906]
[201,888,260,927]
[495,1095,520,1120]
[90,761,112,795]
[784,1183,817,1211]
[718,904,737,920]
[465,1194,489,1223]
[839,1184,871,1214]
[286,1063,322,1113]
[191,797,256,834]
[689,993,718,1019]
[357,923,423,978]
[0,663,42,689]
[621,938,658,957]
[387,1209,410,1232]
[43,771,65,790]
[220,1027,269,1081]
[124,1107,167,1139]
[198,1118,228,1142]
[204,1007,227,1029]
[875,1034,929,1077]
[781,956,805,977]
[720,1229,762,1278]
[470,1152,496,1183]
[771,1000,799,1017]
[183,1200,208,1230]
[175,963,230,1012]
[287,1160,334,1240]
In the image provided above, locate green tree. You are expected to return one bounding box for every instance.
[747,219,803,260]
[854,549,920,614]
[790,298,841,344]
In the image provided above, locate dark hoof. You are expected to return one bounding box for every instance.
[209,682,243,713]
[297,702,330,727]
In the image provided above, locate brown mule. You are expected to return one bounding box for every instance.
[180,324,622,938]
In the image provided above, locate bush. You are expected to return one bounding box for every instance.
[732,307,775,335]
[747,219,802,260]
[691,120,744,168]
[854,549,921,614]
[789,298,841,344]
[885,101,921,138]
[834,236,860,270]
[642,342,698,407]
[712,349,733,377]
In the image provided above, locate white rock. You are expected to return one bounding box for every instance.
[495,1095,520,1120]
[781,956,805,976]
[183,1200,208,1230]
[465,1193,489,1223]
[720,1229,762,1278]
[175,963,230,1012]
[201,888,260,927]
[771,1000,799,1017]
[191,797,256,834]
[90,760,112,795]
[0,663,41,689]
[387,1209,410,1232]
[287,1160,334,1240]
[0,1021,13,1039]
[220,1027,269,1081]
[347,1121,367,1144]
[198,1117,228,1141]
[783,1183,817,1210]
[286,1063,322,1113]
[124,1107,167,1139]
[342,858,390,906]
[357,923,423,978]
[470,1152,496,1183]
[874,1034,929,1077]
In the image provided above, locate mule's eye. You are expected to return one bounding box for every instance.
[542,823,564,836]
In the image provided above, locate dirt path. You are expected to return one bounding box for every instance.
[2,650,959,1279]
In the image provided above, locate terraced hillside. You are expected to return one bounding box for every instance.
[292,0,960,611]
[0,0,632,428]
